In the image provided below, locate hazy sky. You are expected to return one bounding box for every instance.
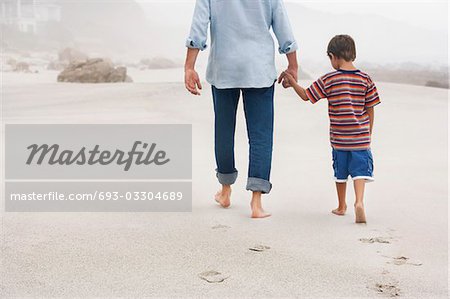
[298,0,448,33]
[136,0,448,33]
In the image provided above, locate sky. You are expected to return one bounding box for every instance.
[136,0,448,33]
[134,0,448,68]
[297,0,448,33]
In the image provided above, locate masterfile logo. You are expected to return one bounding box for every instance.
[4,124,192,212]
[26,141,171,171]
[5,124,191,180]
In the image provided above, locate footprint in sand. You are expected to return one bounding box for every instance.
[359,237,392,244]
[382,255,422,266]
[198,270,229,283]
[211,224,231,230]
[249,244,271,252]
[373,281,401,297]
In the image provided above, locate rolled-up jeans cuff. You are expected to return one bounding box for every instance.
[216,169,238,185]
[246,177,272,194]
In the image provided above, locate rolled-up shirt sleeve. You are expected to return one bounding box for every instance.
[271,0,298,54]
[186,0,210,51]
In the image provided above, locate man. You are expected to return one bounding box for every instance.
[185,0,298,218]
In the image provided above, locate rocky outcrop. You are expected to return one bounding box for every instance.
[57,58,132,83]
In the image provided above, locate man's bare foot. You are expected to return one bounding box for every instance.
[214,188,231,208]
[332,205,347,216]
[250,193,271,218]
[354,203,366,223]
[251,207,271,218]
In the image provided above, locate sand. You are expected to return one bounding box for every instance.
[0,69,448,298]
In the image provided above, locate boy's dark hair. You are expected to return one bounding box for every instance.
[327,35,356,61]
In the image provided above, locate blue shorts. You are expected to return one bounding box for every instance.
[332,148,374,183]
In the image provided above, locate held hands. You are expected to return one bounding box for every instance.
[277,67,298,88]
[279,70,309,101]
[278,70,297,88]
[184,68,202,95]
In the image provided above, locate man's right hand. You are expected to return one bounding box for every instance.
[184,68,202,96]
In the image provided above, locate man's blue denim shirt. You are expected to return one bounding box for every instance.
[186,0,298,89]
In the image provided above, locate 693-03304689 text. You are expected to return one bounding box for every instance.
[9,191,186,201]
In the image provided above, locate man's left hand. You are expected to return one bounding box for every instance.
[278,67,298,88]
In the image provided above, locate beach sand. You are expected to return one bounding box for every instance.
[1,70,448,298]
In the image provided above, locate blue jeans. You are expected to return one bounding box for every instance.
[212,84,274,194]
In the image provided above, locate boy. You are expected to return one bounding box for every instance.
[281,35,380,223]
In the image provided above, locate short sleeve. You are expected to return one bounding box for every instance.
[365,77,381,108]
[186,0,210,51]
[305,76,328,104]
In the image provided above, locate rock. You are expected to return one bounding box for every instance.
[58,47,88,63]
[107,66,127,83]
[57,58,131,83]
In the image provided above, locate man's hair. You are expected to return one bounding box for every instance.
[327,35,356,61]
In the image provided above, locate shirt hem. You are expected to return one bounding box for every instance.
[207,78,277,89]
[331,145,372,151]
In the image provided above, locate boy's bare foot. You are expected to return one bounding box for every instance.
[214,189,231,208]
[250,193,271,218]
[332,205,347,216]
[354,203,366,223]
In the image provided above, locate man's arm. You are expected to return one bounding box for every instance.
[184,48,202,95]
[366,107,375,134]
[184,0,210,95]
[278,51,298,88]
[286,51,298,75]
[271,0,299,88]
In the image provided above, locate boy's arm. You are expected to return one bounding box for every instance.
[282,72,308,101]
[364,77,381,133]
[291,81,309,101]
[366,107,375,134]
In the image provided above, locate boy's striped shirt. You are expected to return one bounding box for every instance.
[306,69,381,151]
